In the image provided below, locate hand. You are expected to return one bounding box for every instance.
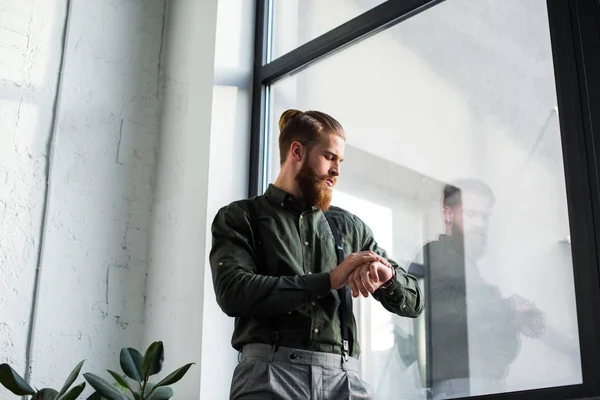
[329,251,387,290]
[508,294,546,339]
[348,261,394,298]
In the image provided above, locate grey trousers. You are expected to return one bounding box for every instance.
[230,343,373,400]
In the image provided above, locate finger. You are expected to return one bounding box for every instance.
[356,253,381,265]
[354,271,369,297]
[377,257,392,268]
[349,274,360,298]
[348,278,359,298]
[360,267,375,293]
[364,251,391,267]
[351,251,376,258]
[361,251,381,260]
[369,263,379,283]
[349,263,367,278]
[352,266,369,294]
[356,251,381,260]
[346,255,377,271]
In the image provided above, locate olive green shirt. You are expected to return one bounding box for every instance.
[209,184,424,358]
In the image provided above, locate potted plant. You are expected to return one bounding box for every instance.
[84,341,193,400]
[0,341,193,400]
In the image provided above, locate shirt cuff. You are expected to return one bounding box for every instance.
[305,272,332,301]
[379,276,403,297]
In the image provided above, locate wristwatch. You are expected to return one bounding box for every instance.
[380,266,396,289]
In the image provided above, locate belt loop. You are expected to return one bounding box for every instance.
[269,344,277,362]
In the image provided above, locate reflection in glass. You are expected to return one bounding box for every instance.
[266,0,582,398]
[407,181,547,398]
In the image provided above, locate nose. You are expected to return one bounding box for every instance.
[472,215,488,229]
[330,162,340,177]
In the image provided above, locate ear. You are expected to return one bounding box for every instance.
[290,142,304,162]
[443,206,454,224]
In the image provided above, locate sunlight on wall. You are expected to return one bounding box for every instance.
[214,0,244,69]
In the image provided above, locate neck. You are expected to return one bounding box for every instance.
[273,168,302,199]
[445,226,464,243]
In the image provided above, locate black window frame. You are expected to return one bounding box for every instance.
[247,1,600,399]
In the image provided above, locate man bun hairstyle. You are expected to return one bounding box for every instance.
[278,109,303,132]
[278,109,345,165]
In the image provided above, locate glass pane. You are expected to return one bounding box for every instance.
[271,0,387,61]
[266,0,582,398]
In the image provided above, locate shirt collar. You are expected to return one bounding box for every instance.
[438,234,465,256]
[264,184,318,212]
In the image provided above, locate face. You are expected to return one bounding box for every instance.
[294,134,345,211]
[447,191,493,260]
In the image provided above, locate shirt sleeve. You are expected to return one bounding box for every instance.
[209,202,331,318]
[356,216,424,318]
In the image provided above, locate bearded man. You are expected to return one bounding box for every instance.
[209,109,423,400]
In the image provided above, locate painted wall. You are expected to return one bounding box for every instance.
[1,0,253,398]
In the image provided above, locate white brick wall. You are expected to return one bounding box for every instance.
[0,0,165,395]
[0,0,50,380]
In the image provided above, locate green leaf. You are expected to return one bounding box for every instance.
[83,373,128,400]
[154,363,194,388]
[145,384,173,400]
[35,388,59,399]
[119,348,143,382]
[56,360,85,399]
[106,370,131,391]
[57,382,85,400]
[0,364,35,395]
[141,342,164,378]
[107,370,140,399]
[85,392,103,400]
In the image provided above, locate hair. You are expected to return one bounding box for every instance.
[278,109,345,165]
[443,179,496,208]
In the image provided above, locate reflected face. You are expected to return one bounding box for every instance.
[295,134,344,211]
[452,191,493,260]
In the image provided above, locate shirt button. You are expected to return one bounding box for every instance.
[304,241,309,246]
[313,328,319,334]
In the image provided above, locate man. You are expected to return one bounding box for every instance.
[408,180,545,399]
[209,109,424,399]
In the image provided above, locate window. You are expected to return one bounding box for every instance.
[271,0,387,60]
[250,0,600,398]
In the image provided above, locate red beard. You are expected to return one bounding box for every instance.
[295,163,334,211]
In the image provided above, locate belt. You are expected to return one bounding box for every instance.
[240,343,360,372]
